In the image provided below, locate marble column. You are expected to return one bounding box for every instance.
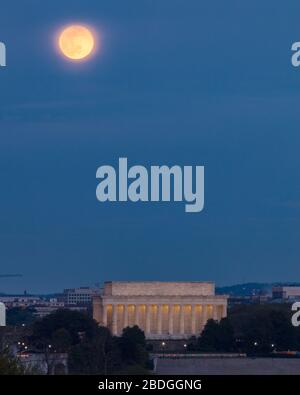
[135,305,139,327]
[201,304,207,330]
[180,305,185,335]
[157,305,162,335]
[112,305,118,335]
[92,296,102,324]
[145,305,151,335]
[124,304,128,328]
[168,305,174,335]
[222,303,227,318]
[102,304,108,327]
[213,304,218,321]
[191,305,196,334]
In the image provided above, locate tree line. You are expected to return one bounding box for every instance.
[2,309,151,375]
[188,304,300,354]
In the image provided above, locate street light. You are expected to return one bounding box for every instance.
[161,341,166,356]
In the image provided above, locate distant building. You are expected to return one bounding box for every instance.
[228,294,271,307]
[0,296,41,308]
[33,304,64,319]
[63,287,102,306]
[0,289,100,319]
[33,305,88,319]
[272,286,300,301]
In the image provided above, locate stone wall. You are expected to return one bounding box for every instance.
[104,281,215,297]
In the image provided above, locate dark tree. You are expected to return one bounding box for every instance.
[218,318,237,352]
[30,309,99,347]
[194,318,236,353]
[68,326,121,374]
[197,319,220,352]
[52,328,72,353]
[118,326,149,367]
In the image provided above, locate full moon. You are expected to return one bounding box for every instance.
[58,25,95,60]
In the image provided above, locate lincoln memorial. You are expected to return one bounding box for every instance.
[93,281,228,339]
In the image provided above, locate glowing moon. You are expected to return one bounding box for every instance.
[58,25,95,60]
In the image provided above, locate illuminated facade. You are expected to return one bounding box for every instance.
[93,281,227,339]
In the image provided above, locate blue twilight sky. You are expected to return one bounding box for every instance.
[0,0,300,294]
